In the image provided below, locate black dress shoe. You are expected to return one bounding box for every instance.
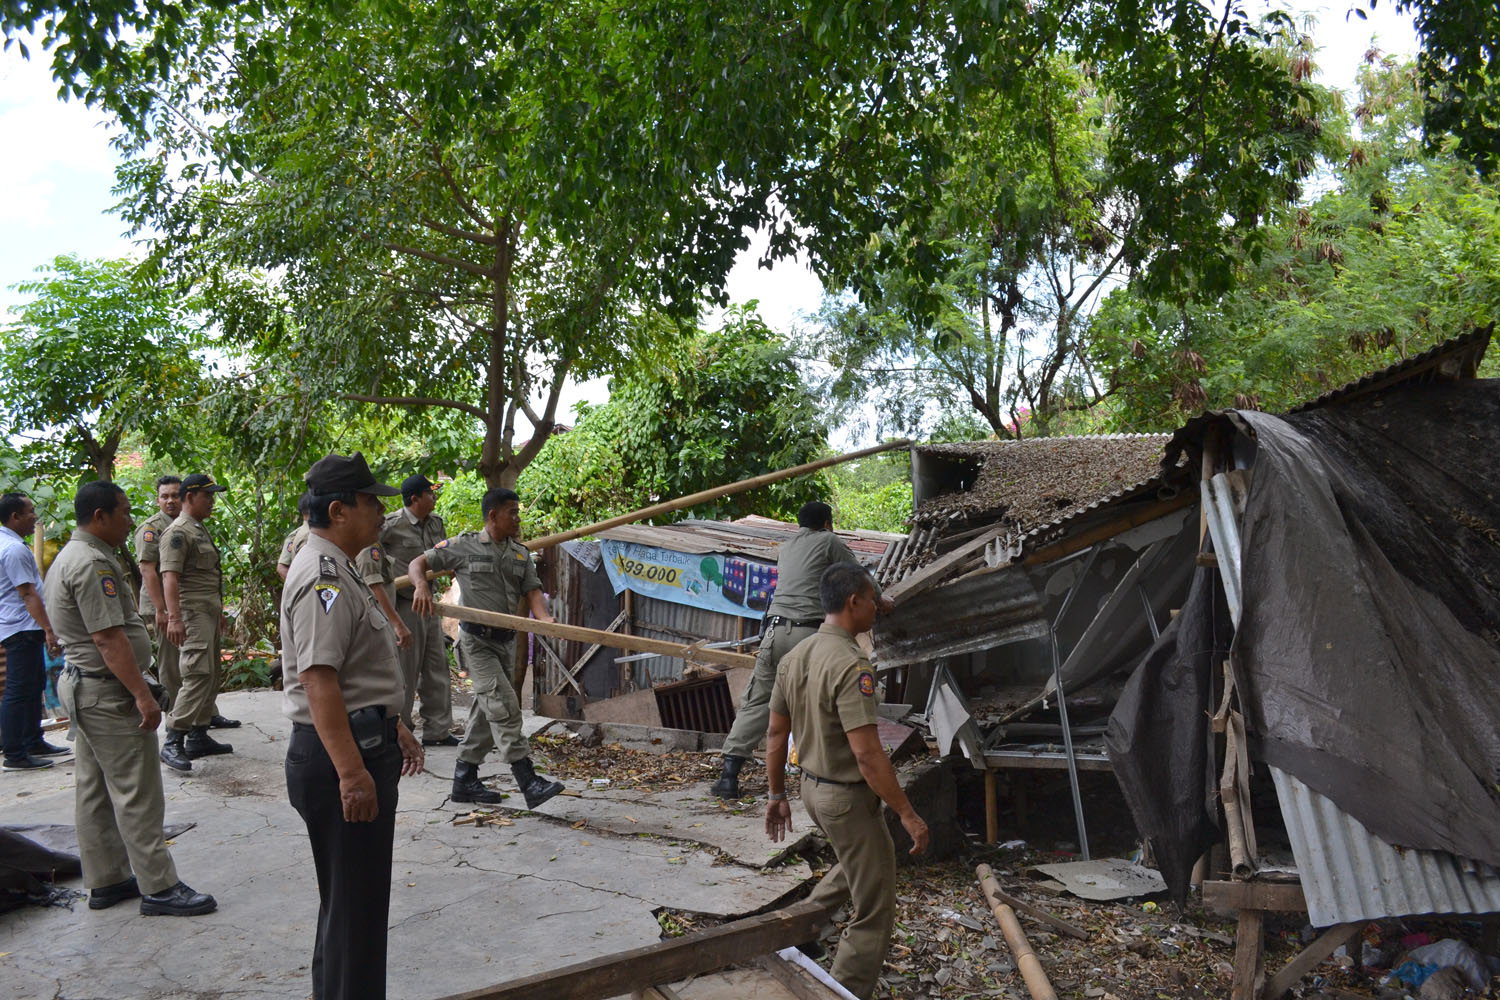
[140,881,217,916]
[1,754,54,771]
[27,740,71,756]
[422,734,460,747]
[184,728,233,758]
[89,876,141,910]
[208,715,241,729]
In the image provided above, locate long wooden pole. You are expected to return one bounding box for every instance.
[524,438,912,550]
[391,438,912,591]
[431,602,755,671]
[977,864,1059,1000]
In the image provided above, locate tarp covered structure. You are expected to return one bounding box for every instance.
[1108,331,1500,905]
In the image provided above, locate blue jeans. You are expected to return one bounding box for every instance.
[1,629,45,759]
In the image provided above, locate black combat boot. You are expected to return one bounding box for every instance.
[710,755,747,799]
[510,757,564,809]
[159,730,192,772]
[451,760,505,804]
[184,727,233,758]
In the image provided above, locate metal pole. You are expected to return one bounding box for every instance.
[1138,582,1160,641]
[1050,627,1090,860]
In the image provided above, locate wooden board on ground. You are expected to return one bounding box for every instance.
[625,965,839,1000]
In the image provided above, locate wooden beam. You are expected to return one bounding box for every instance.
[758,955,841,1000]
[1022,491,1198,568]
[431,602,756,671]
[552,610,629,696]
[885,523,1008,605]
[1262,922,1363,1000]
[524,440,912,551]
[1202,880,1307,913]
[1230,909,1264,1000]
[431,900,829,1000]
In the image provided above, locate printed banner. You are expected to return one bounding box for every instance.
[599,539,778,619]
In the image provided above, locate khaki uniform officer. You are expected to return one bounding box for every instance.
[765,562,929,1000]
[276,521,311,581]
[282,452,423,1000]
[158,473,235,770]
[49,480,216,917]
[135,476,182,703]
[355,541,412,650]
[408,487,564,808]
[713,501,893,799]
[380,474,454,745]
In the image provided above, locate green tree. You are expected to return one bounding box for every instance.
[2,254,205,480]
[517,309,828,538]
[1091,55,1500,426]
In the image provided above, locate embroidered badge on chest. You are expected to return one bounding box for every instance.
[858,671,875,697]
[101,576,118,598]
[314,583,340,614]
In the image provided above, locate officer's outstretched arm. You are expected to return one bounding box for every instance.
[848,725,929,855]
[526,588,554,623]
[408,555,435,616]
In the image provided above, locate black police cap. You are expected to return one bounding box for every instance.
[181,473,228,494]
[304,453,400,496]
[401,474,435,497]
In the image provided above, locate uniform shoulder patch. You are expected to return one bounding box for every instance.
[101,576,118,598]
[435,538,450,549]
[143,528,157,543]
[368,544,382,561]
[313,583,340,614]
[857,670,876,697]
[170,533,185,548]
[318,554,339,580]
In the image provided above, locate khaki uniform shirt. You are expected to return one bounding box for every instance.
[767,528,860,620]
[770,624,880,784]
[382,507,446,601]
[277,523,310,570]
[158,513,222,610]
[44,530,152,677]
[423,528,540,615]
[132,510,174,618]
[355,542,396,603]
[279,532,404,725]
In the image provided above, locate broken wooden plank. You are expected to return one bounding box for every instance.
[1230,909,1265,1000]
[884,523,1009,605]
[431,601,755,671]
[1021,491,1198,568]
[551,610,629,697]
[1262,922,1363,1000]
[1202,880,1307,913]
[975,864,1089,941]
[758,954,841,1000]
[432,900,830,1000]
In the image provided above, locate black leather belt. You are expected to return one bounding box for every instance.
[766,615,821,630]
[802,770,864,787]
[460,621,516,642]
[63,665,113,680]
[292,717,400,745]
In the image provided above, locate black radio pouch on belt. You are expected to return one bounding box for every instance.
[348,706,387,753]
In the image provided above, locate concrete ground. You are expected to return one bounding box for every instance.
[0,690,815,1000]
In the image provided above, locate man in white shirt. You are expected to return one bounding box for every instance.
[0,492,65,770]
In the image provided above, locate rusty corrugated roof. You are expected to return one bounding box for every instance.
[596,515,900,565]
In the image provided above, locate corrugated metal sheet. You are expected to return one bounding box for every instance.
[874,565,1048,670]
[1270,766,1500,925]
[1286,324,1492,414]
[630,594,752,685]
[597,515,898,565]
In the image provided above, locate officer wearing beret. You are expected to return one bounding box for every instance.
[50,480,217,916]
[133,475,183,704]
[158,473,238,770]
[281,452,423,1000]
[408,487,563,808]
[765,562,929,1000]
[380,474,456,746]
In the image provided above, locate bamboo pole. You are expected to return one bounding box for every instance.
[392,438,912,591]
[976,864,1059,1000]
[429,602,755,671]
[976,865,1090,942]
[525,439,911,550]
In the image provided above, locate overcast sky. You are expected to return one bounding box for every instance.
[0,1,1420,423]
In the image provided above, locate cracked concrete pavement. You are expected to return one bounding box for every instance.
[0,690,815,999]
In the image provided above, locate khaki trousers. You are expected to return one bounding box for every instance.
[722,621,819,759]
[146,621,182,701]
[395,598,453,738]
[60,672,179,894]
[166,605,219,731]
[803,780,897,1000]
[455,633,528,765]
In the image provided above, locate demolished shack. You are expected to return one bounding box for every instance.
[873,432,1196,854]
[531,515,900,729]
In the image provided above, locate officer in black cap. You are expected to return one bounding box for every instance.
[281,452,424,1000]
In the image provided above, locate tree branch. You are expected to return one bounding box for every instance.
[342,393,488,421]
[382,242,494,278]
[420,217,498,246]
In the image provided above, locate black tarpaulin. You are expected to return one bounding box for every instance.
[1110,378,1500,899]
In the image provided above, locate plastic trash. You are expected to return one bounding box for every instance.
[1407,939,1490,992]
